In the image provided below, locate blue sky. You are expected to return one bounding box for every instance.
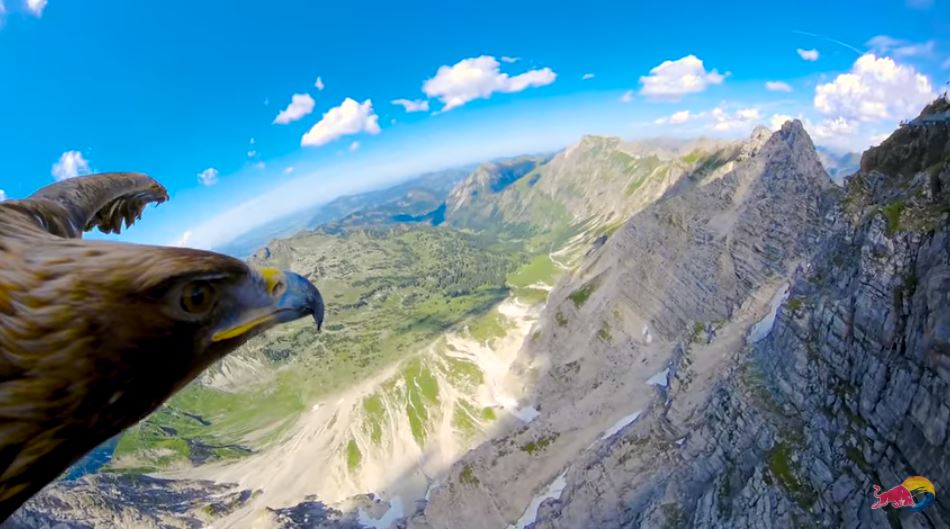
[0,0,947,249]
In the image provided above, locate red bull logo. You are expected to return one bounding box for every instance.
[871,476,936,512]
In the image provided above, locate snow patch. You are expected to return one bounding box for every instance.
[642,325,653,344]
[512,406,541,423]
[424,479,441,501]
[358,496,404,529]
[600,410,642,440]
[508,471,568,529]
[675,437,687,446]
[646,368,670,387]
[311,403,321,412]
[748,284,790,343]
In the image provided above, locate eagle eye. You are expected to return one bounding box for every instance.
[180,281,216,314]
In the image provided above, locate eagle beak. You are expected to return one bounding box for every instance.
[211,269,324,343]
[273,271,325,331]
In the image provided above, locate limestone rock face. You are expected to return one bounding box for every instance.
[416,104,950,529]
[415,120,847,529]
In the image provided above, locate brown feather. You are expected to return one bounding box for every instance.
[0,173,317,521]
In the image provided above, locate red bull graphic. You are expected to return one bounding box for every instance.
[871,476,936,512]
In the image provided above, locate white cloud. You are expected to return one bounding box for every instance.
[247,150,257,158]
[26,0,47,16]
[273,93,315,124]
[173,230,193,247]
[655,110,692,124]
[620,90,635,103]
[638,55,724,100]
[736,107,761,120]
[811,116,858,138]
[391,98,430,112]
[943,57,950,69]
[686,104,764,133]
[814,54,935,122]
[422,55,556,111]
[769,113,796,130]
[283,166,295,174]
[249,137,256,145]
[254,161,265,169]
[581,73,595,80]
[51,150,92,181]
[349,141,360,152]
[500,56,519,63]
[765,81,793,92]
[906,0,933,8]
[198,167,219,186]
[301,97,380,147]
[797,48,820,61]
[0,189,5,201]
[315,76,325,91]
[866,35,935,58]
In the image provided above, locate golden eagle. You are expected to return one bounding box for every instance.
[0,173,324,520]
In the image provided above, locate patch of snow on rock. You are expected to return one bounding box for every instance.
[646,368,670,387]
[600,410,642,440]
[512,406,541,423]
[508,471,568,529]
[748,283,790,343]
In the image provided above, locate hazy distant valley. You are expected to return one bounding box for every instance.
[8,99,950,529]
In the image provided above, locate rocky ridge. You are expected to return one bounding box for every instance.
[413,102,950,528]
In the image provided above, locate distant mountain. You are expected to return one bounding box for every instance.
[213,166,472,258]
[445,133,751,250]
[816,147,861,185]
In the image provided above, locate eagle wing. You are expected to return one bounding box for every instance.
[5,172,168,239]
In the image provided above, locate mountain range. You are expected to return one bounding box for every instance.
[6,97,949,529]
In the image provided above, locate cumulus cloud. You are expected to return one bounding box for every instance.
[500,56,519,63]
[582,73,595,80]
[283,166,294,174]
[866,35,935,58]
[315,76,325,91]
[797,48,820,61]
[769,114,796,131]
[247,150,257,158]
[638,55,725,100]
[814,54,934,122]
[422,55,556,111]
[173,230,193,247]
[765,81,793,92]
[391,98,430,112]
[197,167,219,186]
[51,150,92,181]
[349,141,360,152]
[0,189,6,201]
[249,137,256,145]
[710,106,762,131]
[26,0,47,16]
[273,93,315,124]
[655,110,692,125]
[620,90,635,103]
[301,97,380,147]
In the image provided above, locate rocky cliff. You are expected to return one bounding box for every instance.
[411,102,950,529]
